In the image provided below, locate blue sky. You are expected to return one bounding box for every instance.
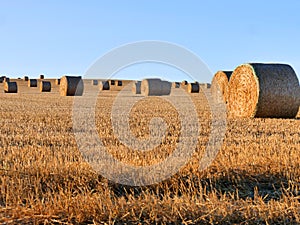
[0,0,299,82]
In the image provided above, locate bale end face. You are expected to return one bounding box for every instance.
[211,71,233,103]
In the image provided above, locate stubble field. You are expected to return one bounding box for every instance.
[0,79,300,224]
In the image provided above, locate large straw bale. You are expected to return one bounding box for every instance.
[60,76,84,96]
[40,81,51,92]
[4,82,17,93]
[141,78,171,96]
[227,63,300,118]
[211,71,232,103]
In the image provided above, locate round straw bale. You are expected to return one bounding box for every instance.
[23,76,29,81]
[99,81,110,91]
[55,79,61,85]
[132,81,141,94]
[4,77,10,82]
[92,80,98,85]
[117,80,123,86]
[187,82,200,93]
[40,81,51,92]
[4,82,17,93]
[28,79,37,87]
[60,76,84,96]
[181,80,188,85]
[227,63,300,118]
[141,79,171,96]
[211,71,233,103]
[109,80,115,86]
[0,77,4,83]
[172,82,180,88]
[39,74,44,79]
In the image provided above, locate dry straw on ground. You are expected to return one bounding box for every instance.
[99,81,110,91]
[55,79,60,85]
[187,82,200,93]
[141,78,171,96]
[4,81,17,93]
[211,71,233,103]
[59,76,84,96]
[132,81,141,94]
[40,81,51,92]
[28,79,38,87]
[39,74,44,79]
[23,76,29,81]
[172,82,180,88]
[227,63,300,118]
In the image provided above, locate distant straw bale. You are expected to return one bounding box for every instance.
[4,82,17,93]
[141,79,171,96]
[55,79,61,85]
[172,82,180,88]
[40,81,51,92]
[211,71,232,103]
[132,81,141,94]
[227,63,300,118]
[60,76,84,96]
[99,81,110,91]
[39,74,44,79]
[187,82,200,93]
[92,80,98,85]
[23,76,29,81]
[28,79,38,87]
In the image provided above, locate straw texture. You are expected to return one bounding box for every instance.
[227,63,300,118]
[55,79,61,85]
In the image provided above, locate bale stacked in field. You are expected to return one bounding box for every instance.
[55,79,61,85]
[187,82,200,93]
[141,79,171,96]
[99,81,110,91]
[28,79,37,87]
[60,76,84,96]
[181,80,188,86]
[4,77,10,82]
[23,76,29,81]
[211,71,233,103]
[92,80,98,85]
[132,81,141,94]
[40,81,51,92]
[4,82,17,93]
[227,63,300,118]
[39,74,44,79]
[0,76,4,83]
[172,82,180,88]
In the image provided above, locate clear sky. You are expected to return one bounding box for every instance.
[0,0,300,82]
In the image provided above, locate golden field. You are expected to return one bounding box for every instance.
[0,79,300,224]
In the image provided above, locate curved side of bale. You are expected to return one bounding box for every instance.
[227,63,300,118]
[187,83,200,93]
[141,79,171,96]
[40,81,51,92]
[132,81,141,94]
[23,76,29,81]
[4,82,18,93]
[55,79,61,85]
[39,75,44,79]
[28,79,38,87]
[211,71,233,103]
[92,80,98,85]
[172,82,180,88]
[99,81,110,91]
[60,76,84,96]
[4,77,10,82]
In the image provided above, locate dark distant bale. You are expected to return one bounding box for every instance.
[39,74,44,79]
[40,81,51,92]
[4,82,18,93]
[28,79,38,87]
[99,81,110,90]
